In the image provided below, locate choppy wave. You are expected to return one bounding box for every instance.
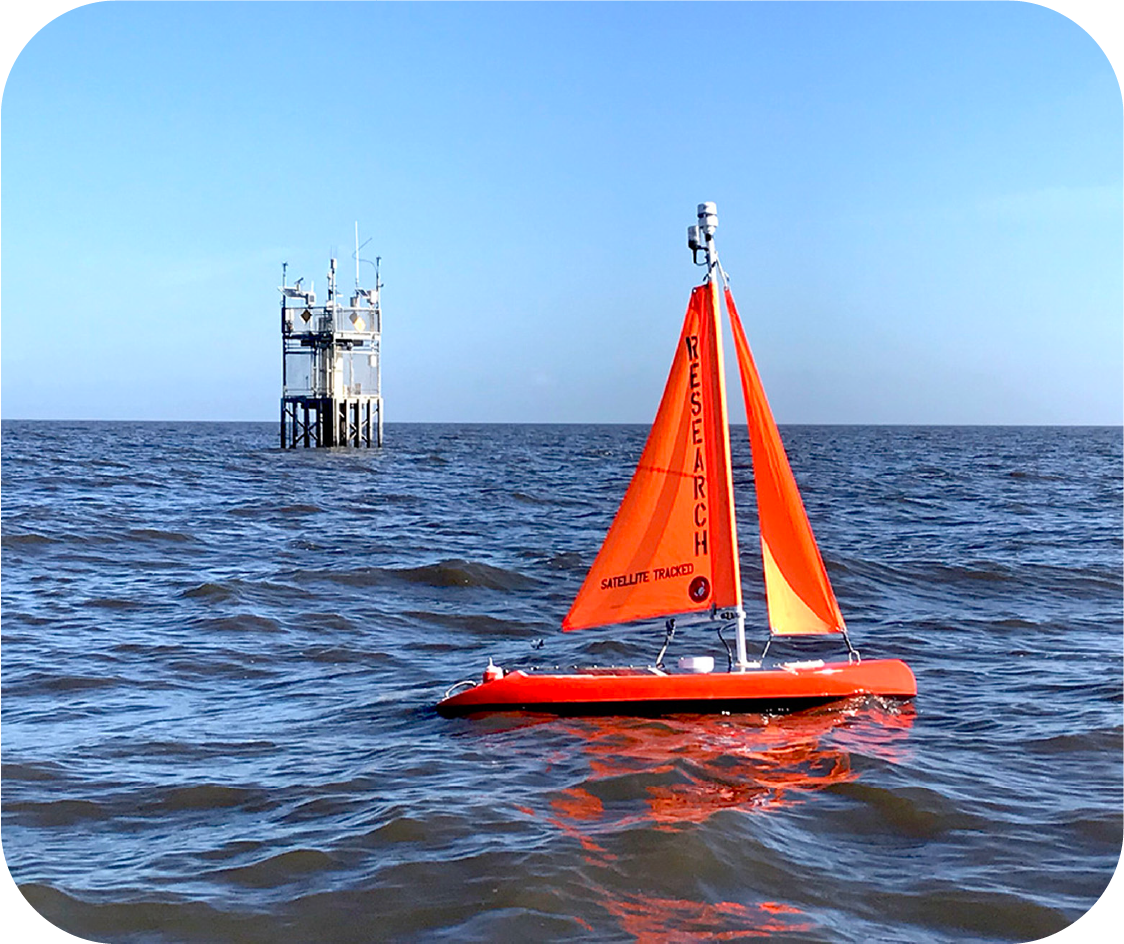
[1,533,56,547]
[405,610,544,637]
[181,581,239,602]
[302,558,536,591]
[2,421,1120,943]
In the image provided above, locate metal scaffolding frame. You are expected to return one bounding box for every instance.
[280,229,383,448]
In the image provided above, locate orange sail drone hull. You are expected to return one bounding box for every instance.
[437,660,916,717]
[438,204,915,717]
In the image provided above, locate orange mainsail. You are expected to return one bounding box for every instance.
[563,283,741,631]
[725,287,846,636]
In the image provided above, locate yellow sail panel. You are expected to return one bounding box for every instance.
[563,284,740,631]
[760,538,837,635]
[725,287,845,636]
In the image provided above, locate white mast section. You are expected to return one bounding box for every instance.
[691,202,752,670]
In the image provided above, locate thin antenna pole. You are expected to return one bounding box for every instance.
[375,256,382,332]
[355,221,360,290]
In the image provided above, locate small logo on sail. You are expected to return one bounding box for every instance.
[688,575,710,603]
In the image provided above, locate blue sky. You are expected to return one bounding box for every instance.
[2,1,1121,424]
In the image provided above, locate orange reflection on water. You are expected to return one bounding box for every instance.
[515,697,915,938]
[545,787,617,861]
[601,893,816,942]
[553,698,915,828]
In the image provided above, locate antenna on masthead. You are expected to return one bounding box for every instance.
[687,201,718,270]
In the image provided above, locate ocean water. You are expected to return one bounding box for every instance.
[1,421,1120,943]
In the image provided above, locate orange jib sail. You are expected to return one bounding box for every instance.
[725,287,846,636]
[563,283,741,631]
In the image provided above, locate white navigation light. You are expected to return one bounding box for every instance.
[687,224,701,251]
[697,202,718,236]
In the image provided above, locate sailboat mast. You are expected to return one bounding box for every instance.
[695,203,751,670]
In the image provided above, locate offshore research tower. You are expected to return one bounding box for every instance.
[280,225,383,448]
